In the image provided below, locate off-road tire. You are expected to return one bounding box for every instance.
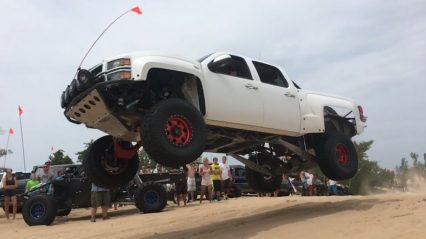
[134,182,167,213]
[245,153,282,193]
[315,131,358,180]
[140,99,207,167]
[22,195,58,226]
[84,135,139,188]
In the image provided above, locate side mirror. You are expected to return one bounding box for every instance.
[208,54,232,73]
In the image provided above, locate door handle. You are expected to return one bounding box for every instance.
[284,92,296,98]
[245,84,259,90]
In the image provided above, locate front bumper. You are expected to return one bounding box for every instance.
[61,69,143,141]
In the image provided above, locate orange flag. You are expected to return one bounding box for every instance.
[18,105,24,116]
[8,128,14,135]
[131,6,143,15]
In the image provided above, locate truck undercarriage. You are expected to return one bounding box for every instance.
[61,58,363,191]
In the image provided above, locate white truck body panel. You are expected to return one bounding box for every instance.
[96,51,365,137]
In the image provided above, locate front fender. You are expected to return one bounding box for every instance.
[131,55,203,81]
[299,90,365,135]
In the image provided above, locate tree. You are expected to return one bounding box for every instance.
[410,152,419,168]
[343,140,395,195]
[138,148,156,169]
[76,140,94,163]
[49,150,73,165]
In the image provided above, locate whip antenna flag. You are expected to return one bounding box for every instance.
[74,6,143,79]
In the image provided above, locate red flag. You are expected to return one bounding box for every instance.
[131,6,142,15]
[18,105,24,116]
[8,128,14,135]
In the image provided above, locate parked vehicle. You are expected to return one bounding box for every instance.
[61,52,367,192]
[21,164,166,226]
[231,165,292,196]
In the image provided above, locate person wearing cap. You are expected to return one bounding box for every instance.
[36,161,55,184]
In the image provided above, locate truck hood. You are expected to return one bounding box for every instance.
[104,51,201,67]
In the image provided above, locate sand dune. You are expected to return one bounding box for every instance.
[1,193,425,239]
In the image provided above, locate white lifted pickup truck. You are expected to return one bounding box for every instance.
[61,52,367,191]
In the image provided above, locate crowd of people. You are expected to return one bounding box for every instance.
[142,156,233,206]
[2,156,342,223]
[298,170,339,196]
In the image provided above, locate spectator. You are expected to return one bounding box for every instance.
[139,166,147,175]
[37,161,55,184]
[3,169,18,220]
[176,166,188,206]
[219,156,232,199]
[152,163,165,173]
[211,157,222,201]
[305,171,315,196]
[199,157,212,204]
[25,173,40,192]
[186,164,196,202]
[328,178,337,195]
[90,183,111,222]
[299,171,308,196]
[273,175,289,197]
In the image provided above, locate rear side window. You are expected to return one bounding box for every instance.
[208,55,252,80]
[253,61,288,88]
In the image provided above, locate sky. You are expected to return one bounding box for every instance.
[0,0,425,171]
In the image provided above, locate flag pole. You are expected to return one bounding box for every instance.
[19,111,26,172]
[73,6,143,79]
[3,133,10,168]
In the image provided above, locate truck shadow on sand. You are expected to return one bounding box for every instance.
[144,199,380,239]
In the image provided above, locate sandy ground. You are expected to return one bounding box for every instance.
[0,193,425,239]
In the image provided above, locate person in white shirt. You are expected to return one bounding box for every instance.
[152,163,165,173]
[219,156,232,199]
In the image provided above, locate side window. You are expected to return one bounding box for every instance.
[208,55,252,80]
[253,61,288,88]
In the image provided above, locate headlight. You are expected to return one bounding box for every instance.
[107,71,132,81]
[107,58,131,70]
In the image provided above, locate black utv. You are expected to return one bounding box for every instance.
[21,164,166,226]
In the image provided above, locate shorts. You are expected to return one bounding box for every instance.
[221,179,231,192]
[307,185,315,192]
[4,190,16,197]
[175,182,188,195]
[91,191,111,208]
[213,180,221,191]
[187,177,196,192]
[201,177,212,186]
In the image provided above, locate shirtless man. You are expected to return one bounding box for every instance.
[186,164,196,202]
